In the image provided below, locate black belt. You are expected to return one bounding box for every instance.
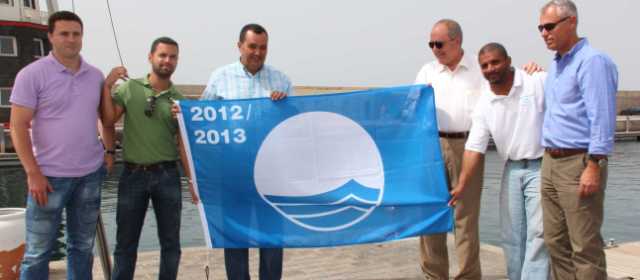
[124,161,177,171]
[438,131,469,139]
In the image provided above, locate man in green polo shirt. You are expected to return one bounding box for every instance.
[102,37,197,280]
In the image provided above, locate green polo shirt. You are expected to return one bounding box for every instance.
[113,76,185,164]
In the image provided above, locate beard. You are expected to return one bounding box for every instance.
[152,65,174,79]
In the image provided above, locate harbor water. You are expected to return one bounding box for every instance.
[1,142,638,259]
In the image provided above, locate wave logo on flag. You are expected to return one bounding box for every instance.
[178,84,453,248]
[254,112,384,231]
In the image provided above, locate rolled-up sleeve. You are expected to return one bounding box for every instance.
[579,54,618,155]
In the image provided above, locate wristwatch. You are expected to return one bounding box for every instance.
[588,154,608,165]
[105,149,116,156]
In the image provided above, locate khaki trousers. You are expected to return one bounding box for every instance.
[540,152,607,280]
[420,137,484,280]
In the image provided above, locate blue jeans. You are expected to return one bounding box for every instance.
[111,163,182,280]
[224,248,283,280]
[20,166,106,280]
[500,159,549,280]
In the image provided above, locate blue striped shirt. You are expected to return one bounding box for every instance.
[201,61,292,100]
[542,38,618,155]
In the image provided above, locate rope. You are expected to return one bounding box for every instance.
[105,0,125,66]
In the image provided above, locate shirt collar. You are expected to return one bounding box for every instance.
[436,52,471,73]
[488,68,522,102]
[554,38,588,61]
[235,60,265,77]
[46,52,89,74]
[140,74,177,97]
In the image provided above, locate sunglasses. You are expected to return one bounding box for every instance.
[428,41,446,49]
[144,95,158,117]
[537,16,570,32]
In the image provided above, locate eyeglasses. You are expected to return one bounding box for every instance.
[537,16,570,32]
[144,95,158,117]
[428,41,446,49]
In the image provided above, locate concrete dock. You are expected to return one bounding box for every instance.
[49,236,640,280]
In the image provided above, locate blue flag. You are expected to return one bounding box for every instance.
[178,85,452,248]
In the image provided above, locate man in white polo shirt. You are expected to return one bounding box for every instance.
[449,43,550,280]
[414,18,485,279]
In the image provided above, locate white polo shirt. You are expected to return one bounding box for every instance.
[465,69,546,161]
[414,53,484,132]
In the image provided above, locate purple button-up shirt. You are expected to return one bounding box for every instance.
[542,38,618,155]
[10,53,105,177]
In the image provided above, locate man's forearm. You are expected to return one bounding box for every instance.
[457,150,484,188]
[101,122,116,151]
[10,124,41,176]
[177,135,191,179]
[100,84,116,127]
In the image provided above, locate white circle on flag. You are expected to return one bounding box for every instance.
[254,111,385,231]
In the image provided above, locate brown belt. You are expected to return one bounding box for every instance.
[438,131,469,139]
[545,148,587,159]
[125,161,177,171]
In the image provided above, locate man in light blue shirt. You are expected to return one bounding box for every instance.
[538,1,618,279]
[201,25,291,101]
[201,23,291,280]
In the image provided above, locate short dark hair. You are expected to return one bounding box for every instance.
[150,37,179,53]
[239,23,268,43]
[48,11,83,34]
[478,42,509,59]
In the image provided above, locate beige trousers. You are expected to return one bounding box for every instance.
[540,152,608,280]
[420,137,484,280]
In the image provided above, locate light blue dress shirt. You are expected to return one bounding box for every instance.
[201,61,292,100]
[542,38,618,155]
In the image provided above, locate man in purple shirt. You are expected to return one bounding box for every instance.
[10,11,122,279]
[537,1,618,279]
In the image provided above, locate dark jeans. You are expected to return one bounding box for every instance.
[111,163,182,280]
[224,248,283,280]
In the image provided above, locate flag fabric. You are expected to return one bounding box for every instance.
[178,84,452,248]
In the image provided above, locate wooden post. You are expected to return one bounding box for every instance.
[95,212,112,279]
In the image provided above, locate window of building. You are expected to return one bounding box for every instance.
[33,38,44,57]
[0,36,18,57]
[22,0,34,9]
[0,88,11,107]
[0,0,14,6]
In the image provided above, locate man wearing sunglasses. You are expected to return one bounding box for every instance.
[200,23,291,280]
[414,19,485,280]
[537,1,618,279]
[449,42,550,280]
[102,37,198,280]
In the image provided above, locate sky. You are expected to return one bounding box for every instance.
[48,0,640,90]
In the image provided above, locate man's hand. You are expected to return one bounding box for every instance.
[105,66,128,89]
[188,180,200,204]
[270,91,287,101]
[104,154,114,175]
[448,183,466,207]
[579,162,601,197]
[27,172,53,206]
[171,103,181,119]
[522,61,544,74]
